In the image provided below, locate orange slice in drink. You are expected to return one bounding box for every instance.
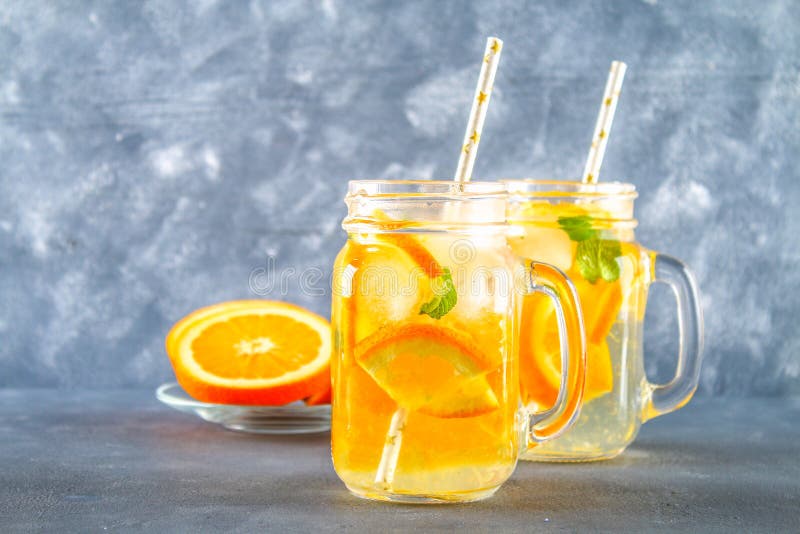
[166,300,331,405]
[346,240,433,343]
[585,339,612,398]
[369,210,446,278]
[346,227,450,343]
[519,292,561,406]
[376,232,444,278]
[354,323,499,418]
[519,282,616,406]
[572,275,623,345]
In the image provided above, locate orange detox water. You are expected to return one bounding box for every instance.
[331,231,519,501]
[331,180,590,501]
[508,199,649,460]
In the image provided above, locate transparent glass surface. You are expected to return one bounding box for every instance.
[156,383,331,434]
[331,180,587,501]
[504,179,702,462]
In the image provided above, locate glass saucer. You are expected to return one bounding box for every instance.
[155,383,331,434]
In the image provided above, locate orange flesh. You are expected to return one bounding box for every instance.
[377,233,444,278]
[354,323,499,418]
[191,314,321,379]
[166,301,331,406]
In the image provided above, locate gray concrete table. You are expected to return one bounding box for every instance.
[0,390,797,532]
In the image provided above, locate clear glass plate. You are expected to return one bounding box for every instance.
[156,382,331,434]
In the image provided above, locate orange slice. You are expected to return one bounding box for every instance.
[348,240,432,342]
[354,323,499,418]
[572,274,623,345]
[166,300,331,405]
[585,339,612,398]
[346,227,449,342]
[346,236,444,341]
[376,233,444,278]
[368,210,445,277]
[519,286,615,407]
[519,292,562,407]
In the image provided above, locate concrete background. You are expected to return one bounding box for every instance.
[0,0,797,395]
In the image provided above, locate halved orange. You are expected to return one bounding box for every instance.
[354,323,499,418]
[166,300,331,405]
[305,384,331,406]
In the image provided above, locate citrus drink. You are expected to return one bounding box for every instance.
[508,198,649,460]
[332,180,591,500]
[331,230,519,501]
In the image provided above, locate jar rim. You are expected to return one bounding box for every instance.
[500,179,638,199]
[347,180,508,199]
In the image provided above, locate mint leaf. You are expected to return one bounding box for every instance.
[419,268,457,320]
[559,215,621,283]
[598,239,622,282]
[557,215,597,242]
[575,240,601,282]
[576,239,622,283]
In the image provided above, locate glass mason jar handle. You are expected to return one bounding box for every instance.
[523,260,587,443]
[642,253,704,421]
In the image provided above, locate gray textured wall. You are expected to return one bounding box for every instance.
[1,1,797,395]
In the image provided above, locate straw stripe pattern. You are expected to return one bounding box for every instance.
[453,37,503,183]
[582,61,627,184]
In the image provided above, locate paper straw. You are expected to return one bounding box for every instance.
[581,61,627,184]
[373,37,504,491]
[453,37,503,183]
[374,407,407,489]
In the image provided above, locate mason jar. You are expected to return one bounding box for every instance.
[331,180,588,502]
[504,179,703,462]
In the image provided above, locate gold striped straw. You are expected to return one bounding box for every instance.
[373,37,504,492]
[453,37,503,182]
[582,61,627,184]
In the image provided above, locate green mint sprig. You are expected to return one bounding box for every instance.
[558,215,622,284]
[557,215,596,242]
[419,267,457,320]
